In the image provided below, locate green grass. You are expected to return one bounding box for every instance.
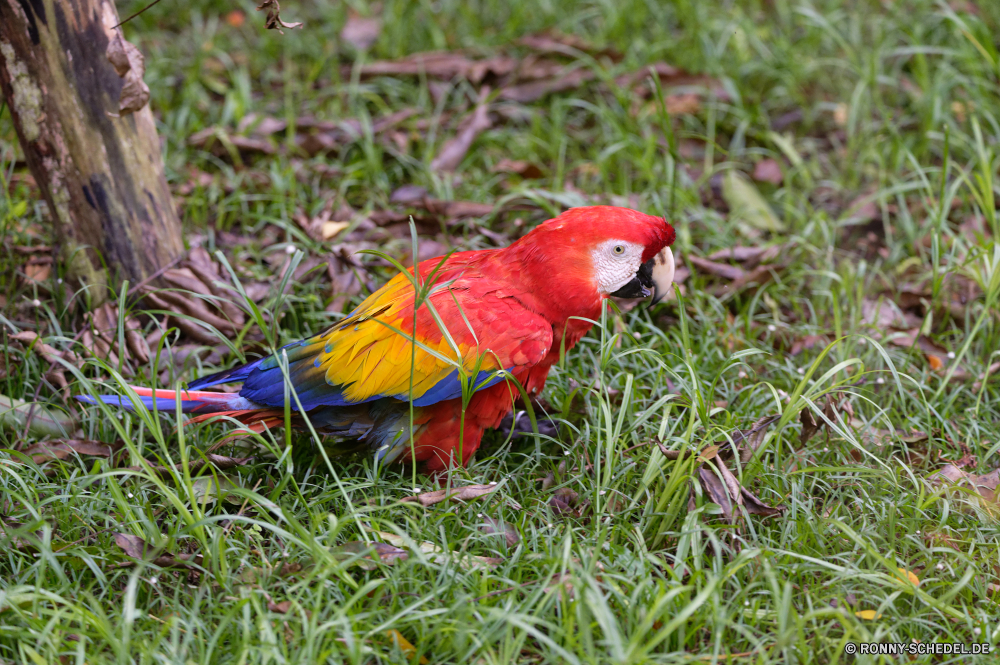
[4,0,1000,662]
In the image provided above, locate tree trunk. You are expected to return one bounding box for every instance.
[0,0,183,298]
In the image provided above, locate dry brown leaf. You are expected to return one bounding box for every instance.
[886,329,966,378]
[390,184,429,204]
[799,397,837,446]
[113,532,203,568]
[705,245,782,266]
[23,261,50,283]
[327,260,364,313]
[188,127,276,156]
[790,334,833,356]
[697,456,786,524]
[114,532,148,559]
[420,199,496,221]
[106,32,150,115]
[81,303,151,372]
[499,67,593,103]
[402,483,498,507]
[431,87,493,172]
[727,265,778,292]
[929,464,1000,503]
[549,487,581,516]
[23,439,119,464]
[334,541,409,571]
[126,454,253,479]
[862,298,915,330]
[356,52,517,83]
[340,12,381,50]
[492,159,545,179]
[518,30,622,60]
[479,517,520,547]
[687,255,744,281]
[722,415,779,464]
[664,93,701,115]
[11,331,80,367]
[375,530,502,569]
[256,0,302,33]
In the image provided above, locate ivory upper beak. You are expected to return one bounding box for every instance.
[649,246,675,305]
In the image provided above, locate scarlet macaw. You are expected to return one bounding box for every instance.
[80,206,676,471]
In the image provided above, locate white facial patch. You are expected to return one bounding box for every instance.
[591,240,645,294]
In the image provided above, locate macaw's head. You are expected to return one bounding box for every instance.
[515,206,676,309]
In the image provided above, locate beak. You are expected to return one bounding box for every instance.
[608,246,676,303]
[649,246,675,305]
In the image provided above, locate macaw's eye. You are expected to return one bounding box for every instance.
[613,245,626,255]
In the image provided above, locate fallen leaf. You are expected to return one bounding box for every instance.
[320,221,350,240]
[492,159,545,179]
[897,567,921,586]
[499,67,593,103]
[664,93,700,115]
[256,0,302,33]
[727,265,779,292]
[790,334,833,356]
[11,331,80,368]
[717,415,780,464]
[267,600,293,613]
[854,610,881,620]
[402,483,498,507]
[333,541,409,570]
[705,245,782,266]
[106,31,150,115]
[340,12,381,50]
[431,87,493,172]
[0,392,77,438]
[479,517,520,547]
[862,298,914,329]
[752,159,784,185]
[114,533,148,559]
[23,439,119,464]
[887,329,960,377]
[722,170,785,233]
[375,531,502,569]
[127,454,253,479]
[23,261,50,282]
[385,630,429,665]
[191,474,244,505]
[188,127,276,156]
[518,30,622,60]
[389,184,429,204]
[687,255,745,281]
[356,52,517,83]
[549,487,581,516]
[929,464,1000,504]
[798,396,846,446]
[112,532,202,568]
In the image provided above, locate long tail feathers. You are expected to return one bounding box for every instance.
[76,387,249,415]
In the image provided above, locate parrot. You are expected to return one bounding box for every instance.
[79,206,676,472]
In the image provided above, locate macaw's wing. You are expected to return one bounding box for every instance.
[207,268,553,410]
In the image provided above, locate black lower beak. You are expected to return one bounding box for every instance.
[609,258,655,299]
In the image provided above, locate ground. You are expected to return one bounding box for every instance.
[3,0,1000,663]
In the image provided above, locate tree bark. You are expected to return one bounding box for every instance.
[0,0,183,298]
